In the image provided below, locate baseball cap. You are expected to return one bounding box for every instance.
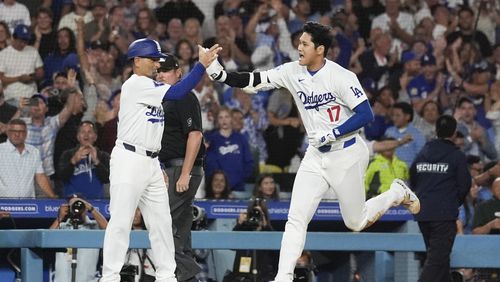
[31,94,48,105]
[420,54,436,66]
[13,24,32,42]
[401,51,418,64]
[472,60,493,73]
[158,54,179,72]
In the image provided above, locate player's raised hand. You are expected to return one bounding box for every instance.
[198,44,222,68]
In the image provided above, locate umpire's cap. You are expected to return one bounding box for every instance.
[158,54,179,72]
[127,38,167,60]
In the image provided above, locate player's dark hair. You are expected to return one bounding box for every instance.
[457,96,473,108]
[436,115,457,139]
[393,102,414,122]
[302,22,332,57]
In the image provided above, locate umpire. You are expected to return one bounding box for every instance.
[158,54,205,282]
[409,115,471,282]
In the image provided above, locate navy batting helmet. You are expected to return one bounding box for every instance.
[127,38,167,60]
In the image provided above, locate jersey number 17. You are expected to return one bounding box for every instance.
[327,105,340,123]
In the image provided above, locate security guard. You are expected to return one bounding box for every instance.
[409,115,471,282]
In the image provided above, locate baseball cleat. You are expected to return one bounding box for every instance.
[393,179,420,214]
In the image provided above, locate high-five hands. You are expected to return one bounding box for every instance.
[198,44,222,68]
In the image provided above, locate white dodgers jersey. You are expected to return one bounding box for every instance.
[264,60,367,140]
[117,74,170,151]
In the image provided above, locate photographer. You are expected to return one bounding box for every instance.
[472,177,500,235]
[50,194,108,282]
[224,198,278,282]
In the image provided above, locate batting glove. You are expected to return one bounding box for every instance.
[206,58,225,81]
[309,129,339,148]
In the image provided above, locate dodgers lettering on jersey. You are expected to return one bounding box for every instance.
[117,74,171,151]
[145,105,164,124]
[298,91,336,109]
[263,60,367,136]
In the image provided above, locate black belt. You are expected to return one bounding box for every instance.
[122,142,159,158]
[163,158,203,168]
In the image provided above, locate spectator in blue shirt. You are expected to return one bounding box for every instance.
[205,106,253,192]
[406,54,445,113]
[385,102,426,167]
[57,121,110,198]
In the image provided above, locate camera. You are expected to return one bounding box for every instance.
[192,205,207,231]
[244,198,264,228]
[69,200,86,224]
[29,97,39,107]
[119,263,138,282]
[246,207,262,226]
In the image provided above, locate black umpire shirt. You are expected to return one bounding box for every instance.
[159,91,205,162]
[409,139,471,221]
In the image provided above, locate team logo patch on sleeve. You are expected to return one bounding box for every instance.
[350,86,364,98]
[187,117,192,127]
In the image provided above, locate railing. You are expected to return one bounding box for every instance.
[0,230,499,282]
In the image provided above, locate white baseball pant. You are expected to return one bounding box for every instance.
[101,146,177,282]
[273,136,404,281]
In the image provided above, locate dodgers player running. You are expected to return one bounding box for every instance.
[206,22,420,282]
[101,38,221,282]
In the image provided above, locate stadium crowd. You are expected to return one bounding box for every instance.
[0,0,500,280]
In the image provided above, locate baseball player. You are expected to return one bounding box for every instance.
[205,22,420,282]
[101,38,220,282]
